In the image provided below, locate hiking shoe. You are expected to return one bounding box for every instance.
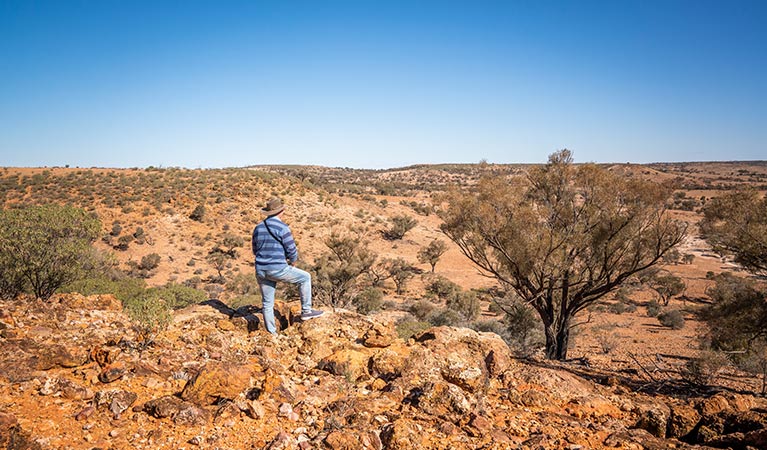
[300,309,324,321]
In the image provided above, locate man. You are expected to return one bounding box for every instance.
[252,196,323,334]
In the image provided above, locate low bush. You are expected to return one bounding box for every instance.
[658,309,685,329]
[395,317,431,340]
[646,300,662,317]
[122,289,172,344]
[227,273,259,296]
[608,300,637,314]
[681,350,730,386]
[383,215,417,240]
[427,308,464,327]
[139,253,161,271]
[409,299,437,321]
[446,290,481,321]
[355,287,383,315]
[159,283,207,310]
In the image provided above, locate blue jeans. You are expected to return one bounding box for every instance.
[256,265,313,334]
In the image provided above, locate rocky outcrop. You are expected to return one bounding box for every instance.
[1,293,766,449]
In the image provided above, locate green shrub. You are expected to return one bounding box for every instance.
[608,301,637,314]
[410,299,438,321]
[446,291,480,321]
[0,205,101,300]
[122,289,172,343]
[501,300,545,356]
[110,222,122,236]
[646,300,662,317]
[424,276,461,300]
[395,317,430,340]
[229,294,260,310]
[427,308,464,327]
[658,309,685,329]
[383,215,417,240]
[417,239,447,272]
[227,273,259,296]
[355,287,383,315]
[470,319,505,336]
[158,283,207,310]
[313,233,377,308]
[139,253,161,271]
[381,257,415,295]
[115,234,133,250]
[62,276,146,301]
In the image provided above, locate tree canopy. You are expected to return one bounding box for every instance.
[0,204,102,300]
[700,190,767,275]
[439,150,687,359]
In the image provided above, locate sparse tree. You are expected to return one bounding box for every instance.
[215,233,245,257]
[207,252,228,281]
[189,204,206,222]
[700,189,767,275]
[382,257,415,295]
[418,239,448,272]
[701,273,767,395]
[439,150,687,360]
[384,215,417,240]
[313,233,377,308]
[0,205,101,300]
[641,269,685,305]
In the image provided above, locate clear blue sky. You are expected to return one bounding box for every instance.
[1,0,765,169]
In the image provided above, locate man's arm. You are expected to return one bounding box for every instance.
[282,227,299,264]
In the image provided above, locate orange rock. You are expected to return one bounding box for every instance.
[98,361,127,383]
[363,322,396,348]
[181,362,255,406]
[318,347,372,381]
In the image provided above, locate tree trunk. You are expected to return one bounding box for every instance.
[544,323,570,360]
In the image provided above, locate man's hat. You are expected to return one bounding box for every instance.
[261,197,285,216]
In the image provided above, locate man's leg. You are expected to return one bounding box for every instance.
[257,276,278,334]
[271,266,313,314]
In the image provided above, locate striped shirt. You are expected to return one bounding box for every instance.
[252,216,299,272]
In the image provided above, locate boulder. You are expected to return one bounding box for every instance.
[414,327,513,380]
[363,322,396,348]
[109,390,138,417]
[323,430,381,450]
[634,401,671,438]
[381,419,426,450]
[667,403,701,439]
[143,395,194,419]
[296,311,376,360]
[98,360,128,383]
[369,348,407,381]
[173,405,211,426]
[181,362,255,405]
[318,347,371,381]
[706,428,767,449]
[30,342,86,370]
[441,359,485,393]
[414,380,472,419]
[697,392,758,417]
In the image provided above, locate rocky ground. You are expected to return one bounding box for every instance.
[1,294,766,450]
